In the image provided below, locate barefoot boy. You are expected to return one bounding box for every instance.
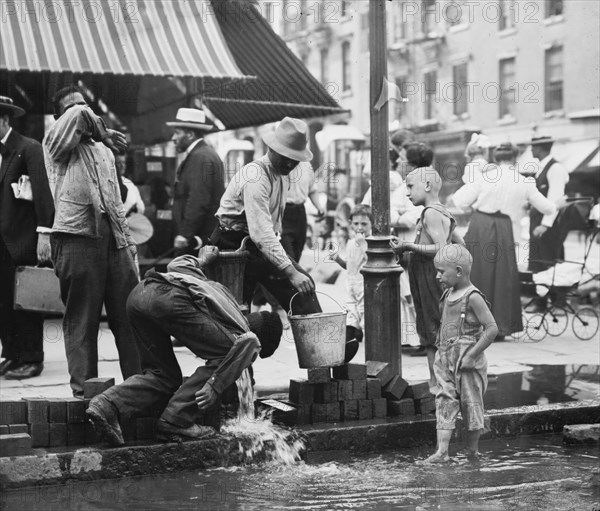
[390,167,460,390]
[425,244,497,462]
[331,204,372,363]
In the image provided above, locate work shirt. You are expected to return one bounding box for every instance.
[43,105,133,248]
[535,155,569,227]
[147,255,260,394]
[453,163,556,240]
[216,155,291,270]
[286,162,316,205]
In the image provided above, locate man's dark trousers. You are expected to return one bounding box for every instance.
[0,235,44,364]
[281,203,307,263]
[51,217,140,396]
[102,280,250,427]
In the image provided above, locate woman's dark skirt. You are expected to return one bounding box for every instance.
[464,211,523,336]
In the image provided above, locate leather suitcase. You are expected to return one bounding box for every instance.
[14,266,65,314]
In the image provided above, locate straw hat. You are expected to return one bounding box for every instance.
[0,96,25,118]
[166,108,214,131]
[126,213,154,245]
[531,136,555,146]
[262,117,313,162]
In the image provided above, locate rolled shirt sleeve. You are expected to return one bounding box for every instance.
[44,105,108,162]
[525,181,557,217]
[243,174,292,271]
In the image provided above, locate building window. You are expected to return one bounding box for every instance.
[546,0,563,17]
[499,0,515,30]
[393,2,406,41]
[499,57,516,118]
[342,41,351,91]
[545,46,563,111]
[422,0,437,35]
[424,70,437,119]
[299,0,307,31]
[447,0,464,26]
[452,63,468,116]
[394,77,408,120]
[320,48,329,84]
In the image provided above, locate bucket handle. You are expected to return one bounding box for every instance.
[235,236,250,254]
[289,291,346,317]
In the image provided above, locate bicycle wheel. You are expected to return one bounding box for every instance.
[545,306,569,337]
[572,307,600,341]
[522,313,547,342]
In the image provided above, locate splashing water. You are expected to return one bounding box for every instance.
[220,368,305,466]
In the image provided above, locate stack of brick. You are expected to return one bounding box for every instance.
[366,362,436,419]
[287,364,388,425]
[0,377,161,455]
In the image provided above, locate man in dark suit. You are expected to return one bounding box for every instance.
[0,96,54,379]
[167,108,225,256]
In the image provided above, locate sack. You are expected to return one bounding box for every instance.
[11,175,33,201]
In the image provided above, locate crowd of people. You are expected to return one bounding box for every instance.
[0,87,573,455]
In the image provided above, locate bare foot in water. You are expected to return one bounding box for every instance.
[197,246,219,267]
[421,452,450,464]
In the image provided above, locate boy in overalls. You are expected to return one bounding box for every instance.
[425,244,498,463]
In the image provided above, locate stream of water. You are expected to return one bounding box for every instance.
[220,368,305,465]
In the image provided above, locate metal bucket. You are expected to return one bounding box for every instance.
[289,292,347,369]
[203,237,250,307]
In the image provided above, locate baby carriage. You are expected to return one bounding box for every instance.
[521,198,600,341]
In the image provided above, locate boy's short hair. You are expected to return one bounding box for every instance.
[349,204,372,222]
[407,166,442,194]
[405,143,434,168]
[435,244,473,271]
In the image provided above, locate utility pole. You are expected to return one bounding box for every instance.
[362,0,403,375]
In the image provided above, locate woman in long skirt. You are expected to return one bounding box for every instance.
[452,144,556,340]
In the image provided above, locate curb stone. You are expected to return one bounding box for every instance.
[1,400,598,489]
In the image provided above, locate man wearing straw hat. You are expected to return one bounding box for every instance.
[0,95,54,379]
[167,108,224,257]
[214,117,322,332]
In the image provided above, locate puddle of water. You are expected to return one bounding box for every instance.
[2,434,598,511]
[485,364,599,410]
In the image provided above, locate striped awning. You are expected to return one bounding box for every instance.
[0,0,252,80]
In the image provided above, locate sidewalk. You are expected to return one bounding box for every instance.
[1,233,598,400]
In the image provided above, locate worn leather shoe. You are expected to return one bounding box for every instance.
[0,359,18,376]
[86,395,124,446]
[156,419,216,442]
[4,362,43,379]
